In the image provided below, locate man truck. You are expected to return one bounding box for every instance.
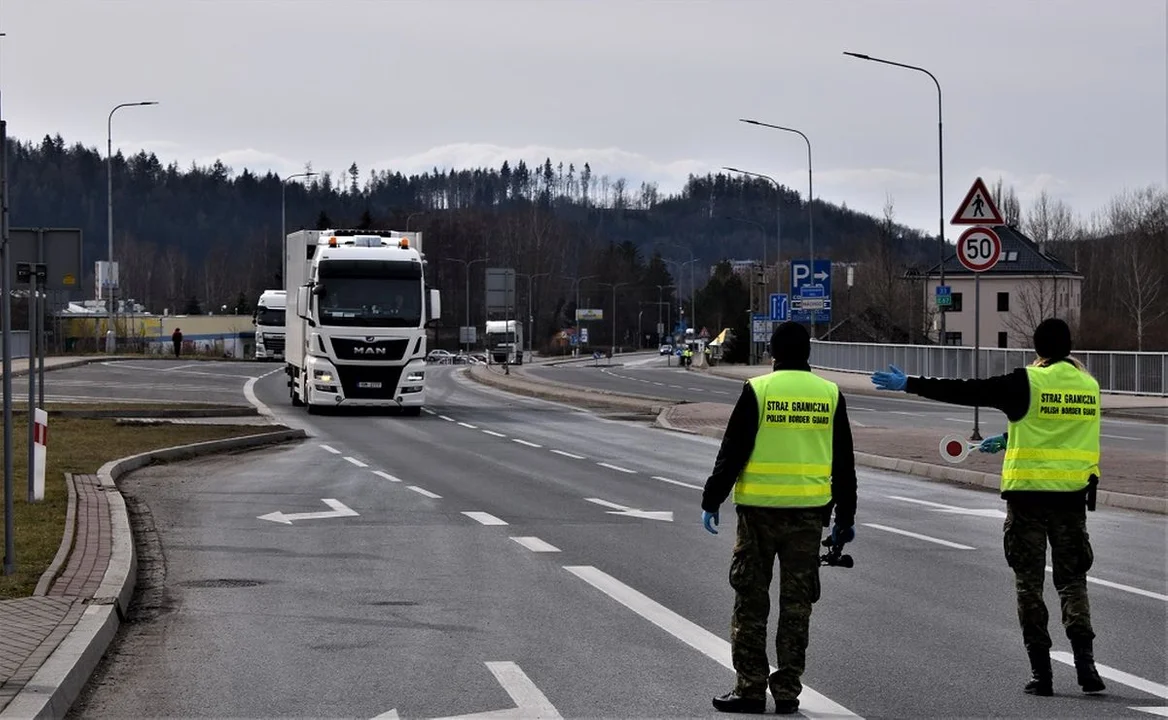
[252,289,286,361]
[484,319,523,365]
[284,228,440,415]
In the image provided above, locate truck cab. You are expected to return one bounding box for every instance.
[253,289,286,360]
[484,320,523,365]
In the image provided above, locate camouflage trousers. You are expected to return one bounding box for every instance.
[1003,501,1096,652]
[729,506,824,702]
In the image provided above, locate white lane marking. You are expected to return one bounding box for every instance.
[438,414,455,422]
[463,511,508,526]
[1051,651,1168,700]
[511,536,561,553]
[551,449,586,460]
[483,661,564,719]
[668,384,682,389]
[372,470,402,482]
[422,408,437,415]
[512,439,542,448]
[1045,566,1168,602]
[652,475,702,490]
[586,498,629,510]
[944,417,969,423]
[687,387,705,392]
[597,462,636,474]
[482,429,506,437]
[565,566,861,718]
[458,422,479,429]
[1101,433,1140,441]
[852,420,868,427]
[344,456,368,468]
[886,496,1007,518]
[652,382,665,386]
[862,523,976,550]
[408,486,442,499]
[319,444,341,454]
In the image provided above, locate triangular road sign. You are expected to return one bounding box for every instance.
[951,176,1005,225]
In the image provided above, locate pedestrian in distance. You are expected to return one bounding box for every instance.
[171,327,183,357]
[870,317,1106,697]
[701,321,858,715]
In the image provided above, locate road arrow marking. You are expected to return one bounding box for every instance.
[374,661,562,720]
[1051,651,1168,713]
[585,497,673,522]
[257,498,358,525]
[887,495,1006,519]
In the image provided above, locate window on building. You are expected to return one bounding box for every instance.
[944,331,962,346]
[997,292,1009,312]
[950,292,963,312]
[998,331,1008,348]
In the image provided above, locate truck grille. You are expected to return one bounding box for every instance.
[264,335,285,353]
[330,337,410,362]
[335,364,404,399]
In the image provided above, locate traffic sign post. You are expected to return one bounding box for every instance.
[768,293,789,322]
[935,285,952,308]
[953,217,1004,444]
[790,259,831,325]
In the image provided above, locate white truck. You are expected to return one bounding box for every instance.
[284,229,441,415]
[252,289,286,360]
[484,319,523,365]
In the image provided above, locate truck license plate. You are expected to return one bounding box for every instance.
[358,381,382,389]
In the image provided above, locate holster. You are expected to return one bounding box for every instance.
[1086,475,1099,512]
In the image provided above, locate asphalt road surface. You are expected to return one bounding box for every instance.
[10,359,269,406]
[527,355,1167,454]
[68,364,1168,719]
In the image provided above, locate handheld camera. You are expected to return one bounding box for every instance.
[819,536,854,568]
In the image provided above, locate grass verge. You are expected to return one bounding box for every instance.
[0,416,276,599]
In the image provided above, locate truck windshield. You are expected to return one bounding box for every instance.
[255,308,285,326]
[488,332,516,344]
[316,260,423,328]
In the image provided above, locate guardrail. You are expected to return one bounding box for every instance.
[810,340,1168,396]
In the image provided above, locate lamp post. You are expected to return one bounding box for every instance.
[655,242,698,329]
[736,120,815,336]
[107,100,158,352]
[406,211,425,231]
[444,257,488,354]
[598,281,629,353]
[282,171,317,284]
[516,271,551,355]
[842,51,946,343]
[655,283,675,341]
[722,170,782,295]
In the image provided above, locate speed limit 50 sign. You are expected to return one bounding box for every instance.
[957,226,1002,272]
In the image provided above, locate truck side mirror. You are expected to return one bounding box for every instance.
[428,288,441,321]
[296,286,310,320]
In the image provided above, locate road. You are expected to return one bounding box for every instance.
[526,355,1168,453]
[69,363,1168,719]
[10,359,272,406]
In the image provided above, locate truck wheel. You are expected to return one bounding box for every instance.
[290,382,304,407]
[401,406,422,417]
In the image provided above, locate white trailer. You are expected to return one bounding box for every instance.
[253,289,286,360]
[284,229,441,415]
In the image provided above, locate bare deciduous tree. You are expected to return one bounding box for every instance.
[991,177,1022,227]
[1024,189,1078,266]
[1106,186,1168,350]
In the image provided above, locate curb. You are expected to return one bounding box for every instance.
[467,363,670,414]
[12,407,259,419]
[33,474,79,597]
[0,427,308,720]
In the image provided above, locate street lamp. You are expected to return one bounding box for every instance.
[516,271,551,355]
[842,51,946,343]
[660,258,698,329]
[107,100,158,351]
[444,257,488,354]
[722,170,782,295]
[655,283,675,341]
[654,242,698,329]
[737,120,815,336]
[597,281,629,352]
[406,211,425,231]
[282,171,318,283]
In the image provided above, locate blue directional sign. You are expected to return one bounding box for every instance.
[935,285,951,296]
[790,259,832,324]
[769,293,789,322]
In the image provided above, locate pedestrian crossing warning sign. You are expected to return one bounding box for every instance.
[951,176,1005,225]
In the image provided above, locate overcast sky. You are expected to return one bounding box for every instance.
[3,0,1165,236]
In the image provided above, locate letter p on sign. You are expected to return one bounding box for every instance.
[33,409,48,502]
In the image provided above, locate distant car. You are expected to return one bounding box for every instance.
[659,344,673,355]
[426,349,455,363]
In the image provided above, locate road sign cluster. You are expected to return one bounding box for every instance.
[790,259,832,324]
[951,177,1004,274]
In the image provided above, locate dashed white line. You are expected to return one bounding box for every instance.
[597,462,636,474]
[687,387,705,392]
[652,382,665,386]
[482,429,506,437]
[551,449,586,460]
[458,422,479,429]
[511,536,561,553]
[862,523,975,550]
[652,475,702,490]
[463,511,508,526]
[1101,433,1140,441]
[1045,566,1168,602]
[1051,652,1168,701]
[408,486,442,499]
[512,439,542,448]
[319,444,342,454]
[944,417,968,423]
[438,415,455,422]
[668,384,682,389]
[422,408,437,415]
[372,470,402,482]
[344,456,368,468]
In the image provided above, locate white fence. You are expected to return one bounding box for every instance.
[810,340,1168,396]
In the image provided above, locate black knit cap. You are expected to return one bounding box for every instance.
[770,321,811,364]
[1033,318,1072,360]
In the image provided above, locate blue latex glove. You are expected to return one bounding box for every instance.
[979,434,1007,454]
[831,525,855,545]
[871,364,907,392]
[702,510,719,535]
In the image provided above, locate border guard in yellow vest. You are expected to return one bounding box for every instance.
[871,318,1106,697]
[702,322,858,715]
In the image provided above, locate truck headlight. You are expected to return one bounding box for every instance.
[313,370,333,382]
[406,371,424,382]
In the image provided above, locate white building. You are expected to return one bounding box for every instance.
[925,225,1082,347]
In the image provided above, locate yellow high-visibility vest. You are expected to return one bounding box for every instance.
[734,370,837,508]
[1001,363,1101,493]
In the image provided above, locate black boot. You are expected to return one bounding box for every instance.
[1072,639,1106,693]
[772,697,800,715]
[712,692,766,714]
[1024,648,1053,696]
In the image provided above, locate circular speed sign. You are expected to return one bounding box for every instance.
[957,226,1002,272]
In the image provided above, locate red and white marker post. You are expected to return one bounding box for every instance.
[32,409,47,502]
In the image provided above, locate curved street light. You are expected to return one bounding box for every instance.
[282,171,318,282]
